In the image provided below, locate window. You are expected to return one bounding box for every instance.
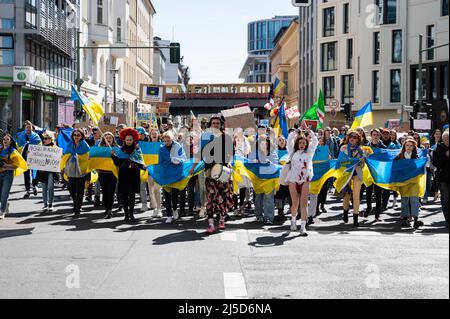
[375,0,397,25]
[0,35,14,65]
[390,69,401,103]
[97,0,103,24]
[443,0,449,16]
[323,76,335,105]
[427,25,435,60]
[347,39,353,69]
[321,42,337,71]
[343,3,350,34]
[392,30,402,63]
[323,7,335,37]
[342,75,354,104]
[372,71,380,103]
[373,32,380,64]
[117,18,122,43]
[0,19,14,29]
[25,0,37,29]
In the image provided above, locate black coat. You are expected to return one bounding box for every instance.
[433,143,449,184]
[111,145,145,194]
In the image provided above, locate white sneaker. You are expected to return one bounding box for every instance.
[140,206,149,213]
[0,211,5,220]
[173,210,179,220]
[290,220,298,231]
[199,208,206,218]
[165,216,173,224]
[42,206,49,212]
[152,209,159,218]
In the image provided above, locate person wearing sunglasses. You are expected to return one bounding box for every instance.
[60,129,90,216]
[338,131,366,227]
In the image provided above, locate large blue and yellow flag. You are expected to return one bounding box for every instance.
[148,159,205,191]
[273,77,286,96]
[366,157,427,197]
[16,130,42,154]
[60,140,90,175]
[56,128,73,154]
[351,101,373,129]
[232,156,281,195]
[89,146,120,178]
[139,142,161,165]
[0,146,28,177]
[333,152,362,192]
[310,160,340,195]
[71,85,104,125]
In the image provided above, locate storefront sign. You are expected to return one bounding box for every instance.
[27,145,63,173]
[13,66,35,83]
[140,84,165,103]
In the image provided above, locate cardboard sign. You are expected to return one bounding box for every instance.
[304,120,319,131]
[102,113,128,126]
[221,106,256,130]
[27,145,63,173]
[99,125,117,134]
[74,122,91,129]
[286,105,300,119]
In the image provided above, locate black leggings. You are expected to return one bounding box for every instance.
[164,189,179,217]
[68,177,86,212]
[121,189,136,216]
[98,173,117,211]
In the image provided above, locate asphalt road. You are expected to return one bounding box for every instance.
[0,179,448,299]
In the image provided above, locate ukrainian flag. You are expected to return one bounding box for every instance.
[333,153,362,193]
[232,156,281,195]
[71,85,105,126]
[273,77,286,96]
[0,147,28,177]
[148,159,205,191]
[310,160,339,195]
[366,158,427,197]
[139,142,161,165]
[273,103,289,139]
[89,146,120,178]
[351,101,373,129]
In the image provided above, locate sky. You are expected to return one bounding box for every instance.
[151,0,298,84]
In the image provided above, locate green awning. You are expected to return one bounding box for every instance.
[0,88,12,98]
[22,90,33,100]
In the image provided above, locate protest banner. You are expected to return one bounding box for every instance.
[222,106,256,130]
[27,145,63,173]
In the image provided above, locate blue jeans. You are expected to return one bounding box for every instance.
[401,196,420,218]
[41,173,54,207]
[255,192,275,222]
[0,170,14,212]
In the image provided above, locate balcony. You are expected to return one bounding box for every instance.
[90,24,114,45]
[110,42,129,59]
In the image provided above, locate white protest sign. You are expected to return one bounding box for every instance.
[27,145,63,173]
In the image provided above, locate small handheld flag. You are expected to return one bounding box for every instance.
[351,101,373,129]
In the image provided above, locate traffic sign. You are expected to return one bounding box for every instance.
[329,99,340,110]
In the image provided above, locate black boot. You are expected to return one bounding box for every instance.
[129,210,136,222]
[413,217,424,229]
[307,216,315,226]
[123,207,130,222]
[343,210,349,223]
[353,214,359,227]
[320,204,327,213]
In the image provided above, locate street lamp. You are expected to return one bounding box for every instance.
[110,69,119,113]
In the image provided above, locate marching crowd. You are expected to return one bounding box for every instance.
[0,116,448,237]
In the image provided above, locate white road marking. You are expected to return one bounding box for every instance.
[223,272,248,299]
[221,232,237,241]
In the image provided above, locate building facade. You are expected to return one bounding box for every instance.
[79,0,155,125]
[240,16,296,84]
[298,1,318,114]
[270,19,299,114]
[0,0,78,133]
[317,0,449,129]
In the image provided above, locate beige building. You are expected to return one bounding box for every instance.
[270,19,299,123]
[80,0,155,125]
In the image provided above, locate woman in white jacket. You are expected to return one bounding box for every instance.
[286,121,318,236]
